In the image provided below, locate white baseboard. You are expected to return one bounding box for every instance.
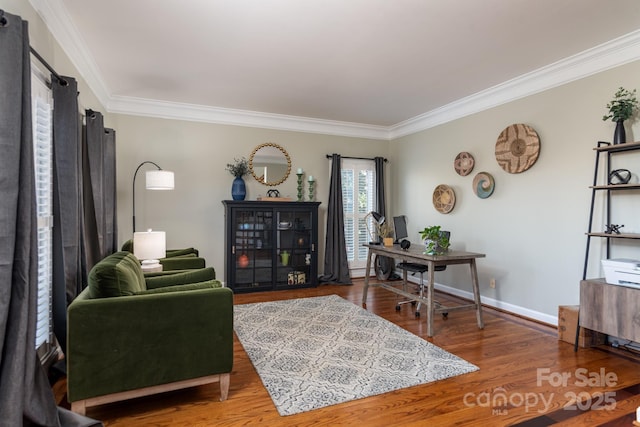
[377,274,558,327]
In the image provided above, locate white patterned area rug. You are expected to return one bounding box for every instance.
[233,294,479,416]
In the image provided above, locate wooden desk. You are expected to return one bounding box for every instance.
[362,243,485,337]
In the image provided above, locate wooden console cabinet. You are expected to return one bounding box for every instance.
[580,279,640,343]
[222,200,320,293]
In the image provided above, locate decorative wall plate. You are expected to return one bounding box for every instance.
[432,184,455,214]
[454,152,475,176]
[472,172,495,199]
[495,123,540,174]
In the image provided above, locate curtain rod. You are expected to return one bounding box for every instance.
[29,46,68,86]
[325,154,387,162]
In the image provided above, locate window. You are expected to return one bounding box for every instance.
[341,158,376,270]
[31,66,55,362]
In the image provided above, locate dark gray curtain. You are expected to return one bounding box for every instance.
[0,12,59,426]
[319,154,352,284]
[51,76,82,358]
[375,157,386,218]
[81,111,117,278]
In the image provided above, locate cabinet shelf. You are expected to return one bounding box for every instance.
[593,140,640,152]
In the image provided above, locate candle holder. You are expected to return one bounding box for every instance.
[297,173,304,201]
[308,179,315,201]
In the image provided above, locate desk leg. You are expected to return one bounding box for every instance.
[470,259,484,329]
[427,261,436,337]
[362,250,373,305]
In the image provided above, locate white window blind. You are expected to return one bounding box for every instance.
[31,70,54,356]
[341,158,376,269]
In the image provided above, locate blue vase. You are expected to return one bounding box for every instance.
[231,176,246,200]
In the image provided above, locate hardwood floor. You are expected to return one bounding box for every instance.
[54,279,640,426]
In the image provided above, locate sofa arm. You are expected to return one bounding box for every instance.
[67,286,234,402]
[144,267,215,289]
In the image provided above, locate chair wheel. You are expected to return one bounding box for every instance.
[415,312,420,318]
[442,312,448,318]
[395,305,401,311]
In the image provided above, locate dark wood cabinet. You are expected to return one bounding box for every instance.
[222,200,320,293]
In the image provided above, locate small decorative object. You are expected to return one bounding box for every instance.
[495,123,540,174]
[604,224,624,234]
[296,168,304,201]
[400,239,411,250]
[609,169,632,185]
[602,87,638,145]
[226,157,249,200]
[454,152,475,176]
[280,250,290,266]
[308,175,315,201]
[419,225,450,255]
[267,189,280,197]
[378,222,394,246]
[287,270,306,285]
[237,253,249,268]
[432,184,456,214]
[305,253,311,265]
[472,172,495,199]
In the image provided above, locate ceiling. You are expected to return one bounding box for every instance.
[32,0,640,138]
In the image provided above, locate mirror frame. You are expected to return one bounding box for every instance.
[249,142,291,186]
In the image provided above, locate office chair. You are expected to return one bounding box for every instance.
[395,230,450,318]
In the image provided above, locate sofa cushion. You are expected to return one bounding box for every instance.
[88,251,146,298]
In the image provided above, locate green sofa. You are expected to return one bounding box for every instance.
[67,251,233,415]
[121,239,206,270]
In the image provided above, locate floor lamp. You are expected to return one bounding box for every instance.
[132,161,174,232]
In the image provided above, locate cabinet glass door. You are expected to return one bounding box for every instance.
[275,210,313,288]
[232,208,273,291]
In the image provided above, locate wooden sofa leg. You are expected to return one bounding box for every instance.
[220,373,230,401]
[71,400,86,416]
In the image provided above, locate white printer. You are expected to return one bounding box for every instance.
[601,258,640,289]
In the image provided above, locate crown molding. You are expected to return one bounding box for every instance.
[389,30,640,139]
[29,0,640,141]
[108,96,391,139]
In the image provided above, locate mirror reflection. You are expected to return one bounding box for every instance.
[249,143,291,186]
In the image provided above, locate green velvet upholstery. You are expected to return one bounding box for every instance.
[88,251,147,298]
[67,251,233,406]
[121,239,205,270]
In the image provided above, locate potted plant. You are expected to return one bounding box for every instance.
[378,222,395,247]
[226,157,249,200]
[419,225,450,255]
[602,87,638,145]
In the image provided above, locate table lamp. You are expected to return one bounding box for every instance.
[133,229,166,272]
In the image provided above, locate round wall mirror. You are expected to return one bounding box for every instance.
[249,143,291,186]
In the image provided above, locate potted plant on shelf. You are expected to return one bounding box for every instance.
[226,157,249,200]
[378,222,395,247]
[419,225,450,255]
[602,87,638,145]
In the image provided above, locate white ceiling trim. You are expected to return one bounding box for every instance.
[107,95,391,139]
[30,0,640,141]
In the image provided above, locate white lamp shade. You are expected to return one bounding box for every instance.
[133,230,166,260]
[145,170,174,190]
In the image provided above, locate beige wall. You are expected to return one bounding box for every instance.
[110,113,390,279]
[390,60,640,321]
